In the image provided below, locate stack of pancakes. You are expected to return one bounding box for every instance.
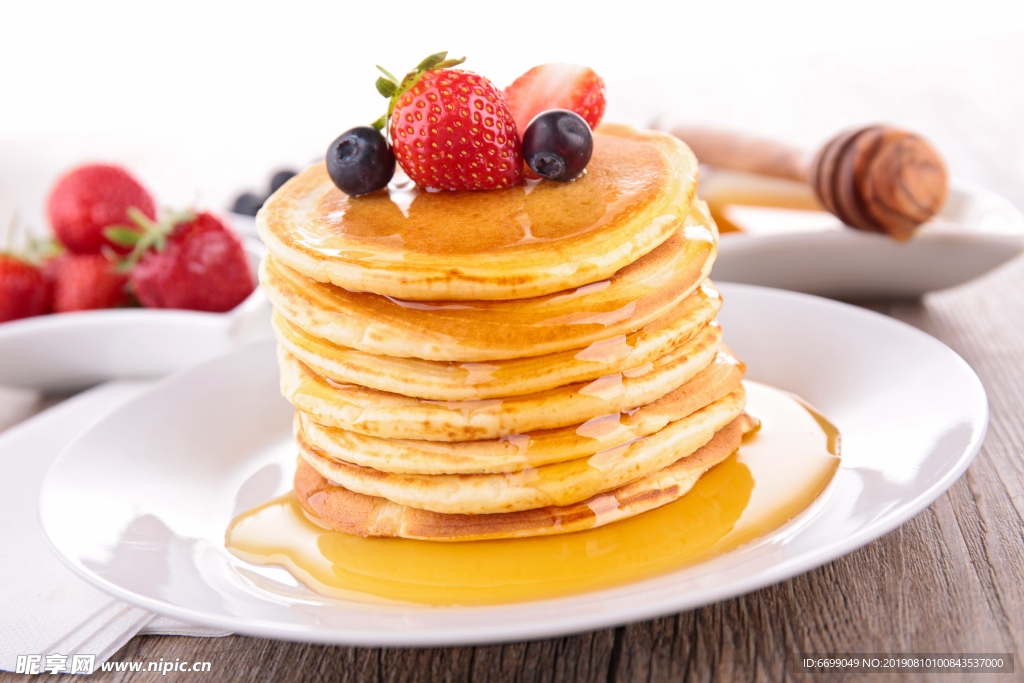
[257,124,752,542]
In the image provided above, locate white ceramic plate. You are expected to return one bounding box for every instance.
[38,284,988,646]
[705,171,1024,299]
[0,240,272,392]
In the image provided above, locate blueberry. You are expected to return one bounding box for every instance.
[231,192,264,216]
[522,109,593,181]
[269,169,297,195]
[326,126,395,196]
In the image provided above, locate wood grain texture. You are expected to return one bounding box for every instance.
[37,258,1024,683]
[666,126,809,183]
[810,126,949,240]
[665,124,949,241]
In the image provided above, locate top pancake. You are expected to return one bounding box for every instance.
[257,124,699,301]
[260,202,717,363]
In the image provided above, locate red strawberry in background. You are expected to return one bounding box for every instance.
[0,254,49,322]
[378,53,522,191]
[504,63,606,136]
[48,254,130,313]
[47,164,156,254]
[114,211,254,312]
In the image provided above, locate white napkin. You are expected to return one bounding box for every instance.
[0,381,231,674]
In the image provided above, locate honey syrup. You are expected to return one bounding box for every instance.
[226,381,839,605]
[699,169,840,235]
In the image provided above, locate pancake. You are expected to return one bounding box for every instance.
[297,350,745,474]
[274,281,722,400]
[294,413,754,541]
[298,386,745,515]
[257,125,699,301]
[278,320,723,441]
[255,111,754,548]
[260,200,717,362]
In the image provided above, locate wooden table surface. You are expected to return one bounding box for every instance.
[25,255,1017,683]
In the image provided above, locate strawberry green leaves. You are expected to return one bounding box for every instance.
[104,206,196,273]
[103,227,142,248]
[372,51,466,137]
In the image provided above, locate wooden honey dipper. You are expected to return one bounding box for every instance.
[662,124,949,240]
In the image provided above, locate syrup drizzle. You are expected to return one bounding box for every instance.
[226,381,840,606]
[297,139,667,259]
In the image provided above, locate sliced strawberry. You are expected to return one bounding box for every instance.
[504,63,606,137]
[49,254,130,312]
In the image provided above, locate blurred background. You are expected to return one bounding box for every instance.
[2,0,1024,234]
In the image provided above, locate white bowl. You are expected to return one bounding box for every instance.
[0,240,271,391]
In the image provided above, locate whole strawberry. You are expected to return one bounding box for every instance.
[47,164,157,254]
[115,211,254,312]
[48,254,130,313]
[377,52,522,191]
[0,254,49,322]
[504,63,606,136]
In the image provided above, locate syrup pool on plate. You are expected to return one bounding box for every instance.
[225,381,840,606]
